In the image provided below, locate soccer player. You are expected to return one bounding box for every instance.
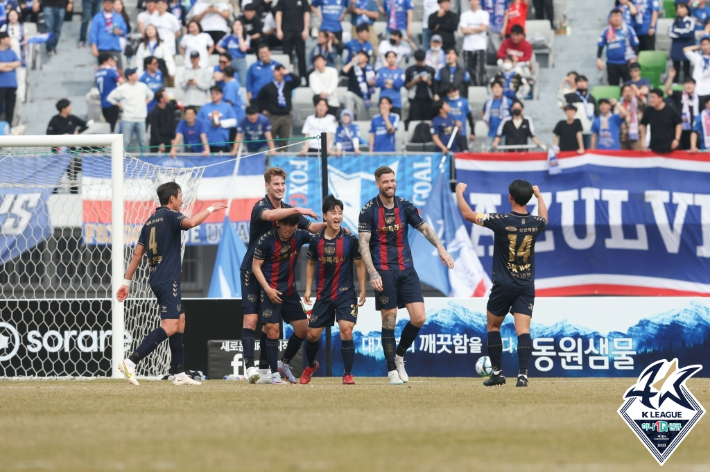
[358,166,454,385]
[116,182,227,386]
[455,180,548,387]
[301,195,366,385]
[240,167,326,384]
[252,213,313,384]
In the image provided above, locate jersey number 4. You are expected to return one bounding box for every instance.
[149,227,159,255]
[507,234,532,262]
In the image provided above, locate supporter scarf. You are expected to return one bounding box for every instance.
[482,96,510,123]
[501,70,515,94]
[702,109,710,149]
[605,22,618,43]
[354,62,374,106]
[635,0,647,25]
[388,0,398,30]
[274,79,286,107]
[623,96,639,141]
[148,39,158,55]
[5,22,25,68]
[576,90,595,121]
[681,91,699,131]
[104,11,113,29]
[703,55,710,71]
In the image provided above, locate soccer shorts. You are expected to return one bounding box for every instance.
[260,291,308,324]
[151,281,185,320]
[309,295,359,328]
[240,269,260,314]
[486,282,535,317]
[375,267,424,311]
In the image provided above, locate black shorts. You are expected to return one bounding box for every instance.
[486,282,535,317]
[260,292,308,325]
[240,269,260,315]
[151,281,185,320]
[309,295,359,328]
[375,267,424,311]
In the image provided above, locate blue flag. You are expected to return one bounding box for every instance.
[27,33,54,44]
[207,216,247,298]
[410,171,491,297]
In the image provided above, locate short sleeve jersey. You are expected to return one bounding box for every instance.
[358,195,424,271]
[237,114,272,152]
[253,228,313,295]
[476,211,547,287]
[137,206,188,286]
[240,195,312,271]
[307,229,361,301]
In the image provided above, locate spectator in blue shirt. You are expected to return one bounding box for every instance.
[311,0,348,41]
[690,0,710,33]
[246,44,281,102]
[222,66,246,125]
[691,95,710,151]
[481,80,511,146]
[349,0,379,52]
[618,0,638,29]
[625,62,652,98]
[0,0,21,30]
[0,31,19,125]
[369,96,399,152]
[669,3,696,83]
[445,85,475,151]
[232,104,276,155]
[484,0,508,50]
[89,0,127,69]
[94,52,122,131]
[375,51,405,115]
[430,99,459,153]
[172,106,210,156]
[383,0,414,38]
[140,55,165,113]
[596,8,640,86]
[343,23,374,64]
[213,51,230,88]
[591,99,625,150]
[633,0,659,51]
[310,30,342,68]
[334,108,361,155]
[216,19,250,87]
[197,85,238,153]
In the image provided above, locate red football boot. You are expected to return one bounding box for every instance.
[299,361,319,384]
[342,374,355,385]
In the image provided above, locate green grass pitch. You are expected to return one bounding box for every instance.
[1,378,709,471]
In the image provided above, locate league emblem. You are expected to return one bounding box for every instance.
[618,359,705,465]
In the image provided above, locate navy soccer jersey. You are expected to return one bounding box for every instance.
[306,229,361,301]
[358,195,424,271]
[137,206,188,286]
[253,228,313,295]
[477,211,547,287]
[237,114,272,152]
[240,195,312,271]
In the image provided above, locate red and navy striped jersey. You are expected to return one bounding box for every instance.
[137,206,188,286]
[253,228,313,295]
[358,195,424,271]
[240,194,312,271]
[306,229,361,301]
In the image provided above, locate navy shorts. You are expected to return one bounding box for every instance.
[152,281,185,320]
[260,291,308,325]
[375,267,424,311]
[240,269,260,315]
[309,295,359,328]
[487,282,535,317]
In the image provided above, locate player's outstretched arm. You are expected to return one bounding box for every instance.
[532,185,548,223]
[116,244,146,302]
[303,259,316,305]
[358,232,383,292]
[252,258,282,304]
[415,222,454,269]
[181,202,228,229]
[354,258,367,306]
[456,183,484,225]
[262,207,319,222]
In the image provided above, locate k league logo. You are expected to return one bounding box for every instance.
[618,359,705,465]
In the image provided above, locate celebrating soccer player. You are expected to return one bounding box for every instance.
[358,166,455,385]
[116,182,227,386]
[251,214,313,384]
[240,167,326,384]
[456,180,548,387]
[301,195,367,385]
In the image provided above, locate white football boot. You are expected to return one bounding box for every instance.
[246,366,260,384]
[394,355,409,383]
[256,369,272,384]
[172,374,202,386]
[388,370,404,385]
[118,359,140,386]
[271,372,287,385]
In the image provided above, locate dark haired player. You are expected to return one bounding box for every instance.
[116,182,227,386]
[358,166,454,385]
[456,180,548,387]
[301,195,366,385]
[240,167,326,384]
[252,213,313,384]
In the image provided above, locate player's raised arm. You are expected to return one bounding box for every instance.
[181,202,228,229]
[304,258,316,305]
[116,243,146,302]
[532,185,548,223]
[261,206,319,221]
[414,221,454,269]
[456,183,485,226]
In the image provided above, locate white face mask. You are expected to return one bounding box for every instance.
[502,62,513,71]
[449,93,460,100]
[431,45,441,52]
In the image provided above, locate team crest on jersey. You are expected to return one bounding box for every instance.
[248,294,257,302]
[385,216,395,224]
[263,309,273,318]
[506,226,517,232]
[325,245,335,255]
[280,245,290,254]
[379,295,389,304]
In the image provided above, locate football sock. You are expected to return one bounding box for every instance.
[258,331,269,369]
[130,327,168,365]
[341,339,354,375]
[168,332,184,374]
[265,338,280,373]
[282,334,305,364]
[396,322,420,357]
[306,339,320,368]
[487,331,503,373]
[382,328,397,371]
[241,328,256,369]
[517,333,532,377]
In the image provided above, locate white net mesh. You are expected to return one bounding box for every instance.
[0,146,204,378]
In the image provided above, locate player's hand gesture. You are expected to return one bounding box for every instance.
[297,207,320,219]
[211,202,229,212]
[456,182,467,194]
[303,289,312,305]
[358,290,366,306]
[369,271,383,292]
[532,185,542,199]
[438,247,454,269]
[116,285,129,303]
[266,287,282,304]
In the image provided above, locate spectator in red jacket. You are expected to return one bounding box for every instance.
[497,24,532,67]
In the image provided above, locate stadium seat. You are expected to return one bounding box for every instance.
[373,21,387,39]
[175,54,184,67]
[656,18,673,53]
[292,87,316,130]
[353,120,372,148]
[468,86,489,117]
[272,54,292,68]
[591,85,621,102]
[474,120,489,149]
[663,0,677,18]
[246,55,257,69]
[525,20,555,68]
[637,50,668,88]
[209,55,220,67]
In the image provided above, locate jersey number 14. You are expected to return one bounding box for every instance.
[508,234,532,262]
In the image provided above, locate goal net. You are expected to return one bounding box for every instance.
[0,136,204,378]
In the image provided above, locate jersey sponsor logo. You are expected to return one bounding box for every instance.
[379,295,389,304]
[505,226,517,232]
[263,309,273,318]
[247,293,257,302]
[339,286,349,291]
[377,224,402,233]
